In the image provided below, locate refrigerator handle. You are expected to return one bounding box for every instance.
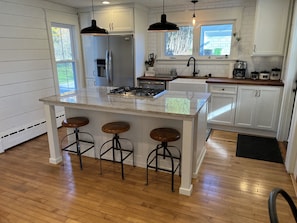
[106,50,112,85]
[109,50,112,84]
[105,50,110,83]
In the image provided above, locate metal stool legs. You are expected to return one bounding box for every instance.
[146,142,181,192]
[99,134,134,179]
[61,128,95,170]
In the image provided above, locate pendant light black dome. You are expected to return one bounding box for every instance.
[80,0,108,35]
[148,0,179,32]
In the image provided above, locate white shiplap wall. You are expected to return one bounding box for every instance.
[0,0,78,152]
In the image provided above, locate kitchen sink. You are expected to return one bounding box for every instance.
[177,75,209,79]
[168,78,208,92]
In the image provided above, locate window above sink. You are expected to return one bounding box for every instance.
[156,7,243,61]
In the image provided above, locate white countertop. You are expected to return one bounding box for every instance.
[40,87,210,118]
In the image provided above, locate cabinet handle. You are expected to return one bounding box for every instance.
[253,44,256,53]
[255,90,261,97]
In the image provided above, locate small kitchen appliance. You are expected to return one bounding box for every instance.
[259,71,270,80]
[270,68,281,80]
[233,60,247,79]
[251,71,259,80]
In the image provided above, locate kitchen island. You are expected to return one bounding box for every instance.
[39,87,210,196]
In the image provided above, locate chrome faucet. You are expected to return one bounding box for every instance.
[187,57,198,76]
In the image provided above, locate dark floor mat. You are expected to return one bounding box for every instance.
[236,134,283,163]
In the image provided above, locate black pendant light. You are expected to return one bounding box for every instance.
[80,0,108,35]
[148,0,179,32]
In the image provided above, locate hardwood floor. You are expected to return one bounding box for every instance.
[0,128,296,222]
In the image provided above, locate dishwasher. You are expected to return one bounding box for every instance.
[138,80,166,90]
[168,78,208,92]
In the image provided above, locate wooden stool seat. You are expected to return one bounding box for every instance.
[150,128,180,142]
[62,117,89,128]
[147,127,181,192]
[102,121,130,134]
[99,121,134,179]
[61,116,94,170]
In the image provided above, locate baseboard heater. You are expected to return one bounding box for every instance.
[0,113,65,153]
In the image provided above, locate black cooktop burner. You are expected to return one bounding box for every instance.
[109,86,165,98]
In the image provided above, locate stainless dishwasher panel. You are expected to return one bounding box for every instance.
[139,80,166,90]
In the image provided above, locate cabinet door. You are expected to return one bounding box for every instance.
[235,85,282,131]
[253,0,290,56]
[94,11,112,31]
[254,87,282,130]
[112,8,134,32]
[235,86,258,128]
[94,8,133,33]
[208,84,237,125]
[208,93,237,125]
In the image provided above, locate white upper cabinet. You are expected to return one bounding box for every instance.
[94,8,134,33]
[252,0,291,56]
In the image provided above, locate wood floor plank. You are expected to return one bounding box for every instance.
[0,128,296,222]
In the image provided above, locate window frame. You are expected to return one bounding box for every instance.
[51,23,78,94]
[196,20,237,59]
[159,20,237,60]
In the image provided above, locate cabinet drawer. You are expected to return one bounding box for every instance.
[210,85,237,94]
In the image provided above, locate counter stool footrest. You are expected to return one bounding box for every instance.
[99,134,134,180]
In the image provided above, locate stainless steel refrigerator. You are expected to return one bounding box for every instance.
[95,34,134,87]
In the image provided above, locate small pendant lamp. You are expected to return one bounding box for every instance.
[80,0,108,35]
[148,0,179,32]
[191,0,198,26]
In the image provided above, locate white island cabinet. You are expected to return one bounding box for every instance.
[235,85,283,131]
[40,87,210,196]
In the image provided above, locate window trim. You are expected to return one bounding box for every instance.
[196,20,237,60]
[160,20,237,60]
[155,7,243,62]
[51,23,78,94]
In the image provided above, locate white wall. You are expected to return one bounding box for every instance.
[146,0,284,77]
[0,0,78,152]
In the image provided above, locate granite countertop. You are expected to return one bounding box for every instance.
[40,87,210,118]
[206,77,284,86]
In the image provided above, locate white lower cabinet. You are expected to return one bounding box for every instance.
[234,85,282,131]
[208,84,237,125]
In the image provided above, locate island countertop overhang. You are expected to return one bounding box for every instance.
[39,87,211,119]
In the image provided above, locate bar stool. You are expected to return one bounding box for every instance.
[99,121,134,179]
[60,117,95,170]
[146,127,181,192]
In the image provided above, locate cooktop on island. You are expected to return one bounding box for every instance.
[108,86,165,98]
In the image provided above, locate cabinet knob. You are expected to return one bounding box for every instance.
[221,88,225,91]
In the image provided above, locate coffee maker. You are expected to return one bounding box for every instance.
[233,60,247,79]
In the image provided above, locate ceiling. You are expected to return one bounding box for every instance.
[44,0,195,9]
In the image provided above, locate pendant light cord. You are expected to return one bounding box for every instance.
[92,0,95,19]
[162,0,165,14]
